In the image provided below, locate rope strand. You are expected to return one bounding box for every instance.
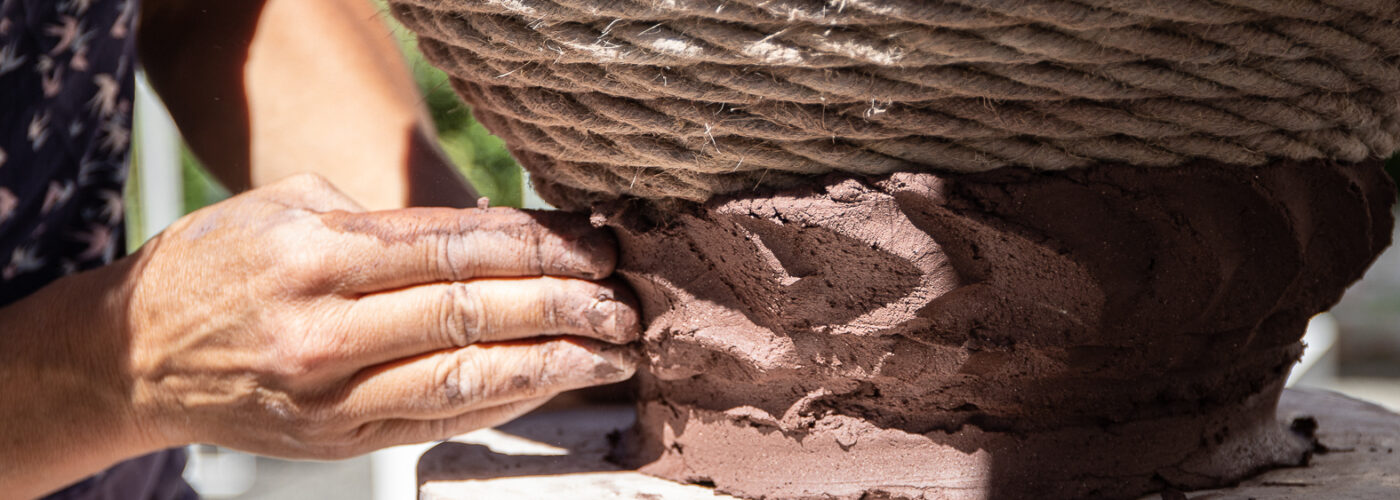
[391,0,1400,209]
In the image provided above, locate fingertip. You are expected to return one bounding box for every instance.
[553,338,639,385]
[584,229,619,279]
[574,279,641,344]
[551,228,618,280]
[521,210,618,279]
[608,282,642,344]
[591,343,640,383]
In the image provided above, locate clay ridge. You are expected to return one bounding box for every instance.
[603,159,1394,499]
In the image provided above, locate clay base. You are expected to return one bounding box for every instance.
[624,380,1310,499]
[598,160,1395,499]
[416,389,1400,500]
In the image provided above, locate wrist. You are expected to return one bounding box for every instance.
[0,253,169,496]
[108,243,193,451]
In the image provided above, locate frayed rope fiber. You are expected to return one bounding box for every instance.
[390,0,1400,210]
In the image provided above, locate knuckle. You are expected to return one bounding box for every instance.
[273,244,334,291]
[430,230,470,281]
[434,352,482,409]
[271,233,324,270]
[277,339,334,381]
[441,283,484,347]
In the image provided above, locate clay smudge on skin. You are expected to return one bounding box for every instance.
[318,207,618,279]
[316,207,598,246]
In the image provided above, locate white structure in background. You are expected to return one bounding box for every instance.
[1291,313,1340,387]
[371,443,437,500]
[520,171,552,209]
[133,73,182,241]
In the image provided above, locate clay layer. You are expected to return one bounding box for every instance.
[604,160,1395,499]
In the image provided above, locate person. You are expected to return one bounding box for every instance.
[0,0,642,498]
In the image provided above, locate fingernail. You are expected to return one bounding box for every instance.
[583,287,641,343]
[589,344,639,381]
[557,232,616,279]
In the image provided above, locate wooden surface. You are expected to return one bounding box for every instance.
[1179,389,1399,499]
[417,389,1399,499]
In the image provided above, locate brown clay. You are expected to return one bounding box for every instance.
[601,160,1395,499]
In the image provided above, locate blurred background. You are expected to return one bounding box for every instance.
[124,6,1400,500]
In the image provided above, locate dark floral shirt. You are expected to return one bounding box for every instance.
[2,0,193,498]
[0,0,134,306]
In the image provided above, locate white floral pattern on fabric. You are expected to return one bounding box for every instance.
[0,0,133,306]
[1,1,194,498]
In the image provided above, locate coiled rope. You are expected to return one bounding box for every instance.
[390,0,1400,208]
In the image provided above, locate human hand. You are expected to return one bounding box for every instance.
[120,174,638,459]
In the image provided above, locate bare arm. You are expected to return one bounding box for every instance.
[138,0,476,209]
[0,261,150,499]
[1,3,643,497]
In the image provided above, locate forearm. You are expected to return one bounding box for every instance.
[0,258,164,498]
[139,0,475,209]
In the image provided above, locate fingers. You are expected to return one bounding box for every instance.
[337,338,636,422]
[337,277,640,367]
[316,208,616,293]
[358,395,552,450]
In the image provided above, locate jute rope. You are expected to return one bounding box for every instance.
[389,0,1400,208]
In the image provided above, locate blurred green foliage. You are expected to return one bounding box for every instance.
[123,139,145,251]
[181,147,231,211]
